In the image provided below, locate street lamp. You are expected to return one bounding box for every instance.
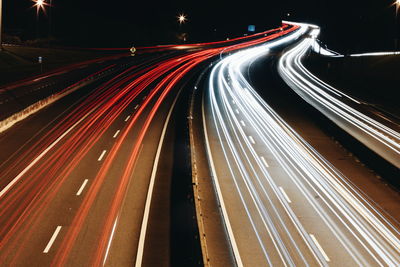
[32,0,49,40]
[33,0,48,16]
[394,0,400,50]
[177,13,187,43]
[177,13,187,25]
[0,0,3,51]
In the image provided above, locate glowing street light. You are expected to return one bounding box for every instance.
[395,0,400,15]
[33,0,49,16]
[177,13,187,43]
[177,13,187,25]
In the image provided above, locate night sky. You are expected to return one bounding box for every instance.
[3,0,399,52]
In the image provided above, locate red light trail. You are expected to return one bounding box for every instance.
[0,24,298,265]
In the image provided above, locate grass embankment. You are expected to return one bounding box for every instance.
[0,46,108,86]
[305,53,400,118]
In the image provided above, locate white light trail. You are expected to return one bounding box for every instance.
[278,22,400,168]
[204,22,400,266]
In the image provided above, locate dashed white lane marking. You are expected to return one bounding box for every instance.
[98,150,107,162]
[249,136,256,145]
[135,88,182,267]
[235,109,239,114]
[113,130,120,138]
[310,234,330,262]
[279,187,292,203]
[0,112,92,199]
[76,179,89,196]
[43,226,62,253]
[240,120,246,127]
[125,115,131,122]
[260,156,269,168]
[134,104,139,110]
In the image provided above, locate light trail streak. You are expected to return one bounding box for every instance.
[278,22,400,168]
[51,25,300,266]
[0,56,180,262]
[0,24,299,265]
[204,24,400,266]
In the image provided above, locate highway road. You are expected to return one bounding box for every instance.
[0,25,297,266]
[0,49,193,266]
[203,25,400,266]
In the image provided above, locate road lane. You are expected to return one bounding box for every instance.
[203,30,400,266]
[0,50,193,265]
[0,25,298,265]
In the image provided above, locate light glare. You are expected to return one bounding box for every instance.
[33,0,48,15]
[177,14,187,24]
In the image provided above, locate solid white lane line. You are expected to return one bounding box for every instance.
[202,97,243,267]
[103,216,119,266]
[135,88,183,267]
[125,115,131,122]
[240,120,246,127]
[279,187,292,203]
[76,179,89,196]
[310,234,330,262]
[98,150,107,162]
[134,104,139,110]
[43,226,62,253]
[260,156,269,168]
[249,135,256,145]
[113,130,120,138]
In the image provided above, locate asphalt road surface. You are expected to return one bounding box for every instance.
[0,25,297,266]
[202,25,400,266]
[3,21,399,267]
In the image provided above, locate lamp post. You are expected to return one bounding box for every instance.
[177,13,187,43]
[0,0,3,51]
[395,0,400,50]
[32,0,48,41]
[48,0,53,47]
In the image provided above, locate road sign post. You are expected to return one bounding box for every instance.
[0,0,3,51]
[38,56,43,73]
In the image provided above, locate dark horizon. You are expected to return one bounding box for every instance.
[3,0,399,53]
